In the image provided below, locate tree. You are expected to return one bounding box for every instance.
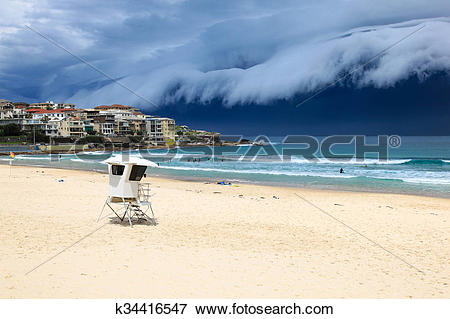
[129,135,143,143]
[0,123,22,136]
[27,129,49,143]
[165,138,175,146]
[78,135,105,144]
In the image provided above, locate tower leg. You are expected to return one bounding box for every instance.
[149,203,155,219]
[97,198,108,222]
[125,204,133,227]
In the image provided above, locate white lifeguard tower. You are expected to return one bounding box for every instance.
[97,156,158,227]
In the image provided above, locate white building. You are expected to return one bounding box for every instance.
[32,109,68,120]
[0,108,14,120]
[44,119,62,137]
[0,99,14,119]
[54,103,76,109]
[21,118,46,132]
[94,121,115,136]
[12,106,26,119]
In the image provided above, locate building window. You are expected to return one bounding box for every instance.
[111,165,125,176]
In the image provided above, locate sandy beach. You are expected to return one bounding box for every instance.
[0,165,449,298]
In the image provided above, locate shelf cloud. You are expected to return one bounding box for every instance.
[1,0,450,109]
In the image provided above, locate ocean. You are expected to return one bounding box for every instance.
[1,136,449,198]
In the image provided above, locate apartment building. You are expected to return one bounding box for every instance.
[93,122,114,136]
[89,114,115,136]
[129,119,146,135]
[0,99,14,119]
[145,116,175,144]
[94,104,140,112]
[114,119,131,136]
[83,119,95,134]
[58,117,86,138]
[54,103,76,109]
[0,100,190,144]
[29,101,56,109]
[160,117,176,141]
[45,119,61,137]
[32,109,72,120]
[0,99,14,108]
[21,118,46,132]
[0,108,14,120]
[145,116,164,144]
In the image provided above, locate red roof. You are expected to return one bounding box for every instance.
[33,108,77,114]
[25,108,43,113]
[94,104,132,110]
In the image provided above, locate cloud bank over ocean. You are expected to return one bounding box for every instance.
[0,0,450,109]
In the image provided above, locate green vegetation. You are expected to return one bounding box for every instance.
[165,138,175,146]
[77,135,105,144]
[0,136,28,144]
[129,135,144,143]
[0,123,48,144]
[29,129,49,143]
[0,123,21,136]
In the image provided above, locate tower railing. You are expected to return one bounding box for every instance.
[138,182,152,202]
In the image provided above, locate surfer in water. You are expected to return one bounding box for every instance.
[340,168,344,174]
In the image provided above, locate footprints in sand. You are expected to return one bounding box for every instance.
[232,194,281,202]
[186,188,281,202]
[185,189,203,193]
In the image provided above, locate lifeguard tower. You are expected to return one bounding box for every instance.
[97,156,158,227]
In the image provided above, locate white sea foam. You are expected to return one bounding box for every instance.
[70,158,91,163]
[15,156,51,160]
[79,151,111,155]
[158,165,357,178]
[400,177,450,185]
[290,157,411,165]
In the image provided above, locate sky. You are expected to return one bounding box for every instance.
[0,0,449,134]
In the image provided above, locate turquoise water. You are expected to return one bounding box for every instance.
[1,136,449,197]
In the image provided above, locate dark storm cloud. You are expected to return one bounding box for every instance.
[0,0,449,109]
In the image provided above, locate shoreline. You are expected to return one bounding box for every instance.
[1,165,449,298]
[2,161,449,200]
[0,141,240,156]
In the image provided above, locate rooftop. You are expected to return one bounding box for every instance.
[25,108,44,113]
[32,108,77,114]
[94,104,132,110]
